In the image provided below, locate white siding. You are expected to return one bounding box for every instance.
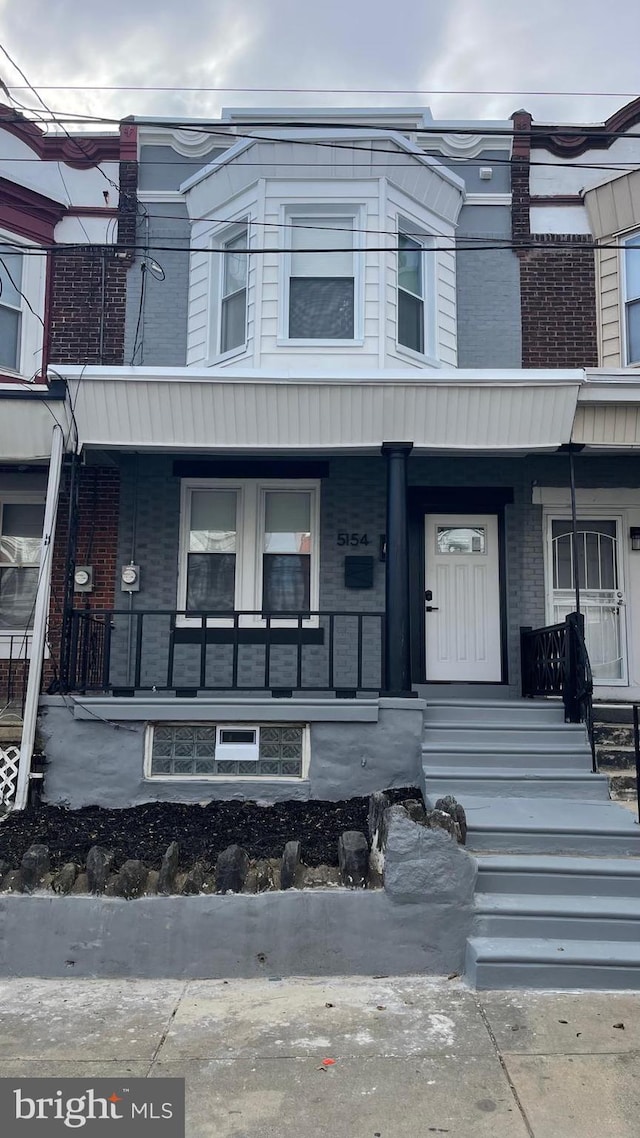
[584,170,640,368]
[186,224,212,365]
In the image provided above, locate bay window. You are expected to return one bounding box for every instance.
[287,215,355,340]
[180,480,319,618]
[624,232,640,365]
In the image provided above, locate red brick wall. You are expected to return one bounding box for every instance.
[511,111,598,368]
[47,154,138,369]
[43,465,120,691]
[519,236,598,368]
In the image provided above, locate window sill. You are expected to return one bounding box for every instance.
[393,342,443,369]
[145,774,308,784]
[276,338,365,349]
[208,342,250,366]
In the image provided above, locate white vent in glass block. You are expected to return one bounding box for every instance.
[215,726,259,763]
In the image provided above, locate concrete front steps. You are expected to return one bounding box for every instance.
[421,697,640,989]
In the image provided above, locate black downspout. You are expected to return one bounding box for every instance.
[381,442,414,696]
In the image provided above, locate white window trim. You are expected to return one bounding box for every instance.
[394,213,436,362]
[177,478,321,627]
[277,204,365,346]
[0,489,46,659]
[143,722,311,782]
[621,230,640,367]
[216,218,250,360]
[0,230,47,379]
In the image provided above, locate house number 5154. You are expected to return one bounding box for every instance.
[337,533,370,546]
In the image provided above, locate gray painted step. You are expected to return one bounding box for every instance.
[437,795,640,856]
[424,702,566,726]
[421,748,590,770]
[475,853,640,896]
[424,769,610,800]
[423,726,587,748]
[473,893,640,941]
[466,936,640,990]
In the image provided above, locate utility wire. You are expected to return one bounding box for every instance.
[6,107,640,144]
[0,42,119,194]
[0,238,612,255]
[5,84,640,97]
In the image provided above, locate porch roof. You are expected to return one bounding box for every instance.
[54,366,583,455]
[574,370,640,448]
[0,387,71,460]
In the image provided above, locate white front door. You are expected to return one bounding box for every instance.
[424,514,502,681]
[548,517,627,684]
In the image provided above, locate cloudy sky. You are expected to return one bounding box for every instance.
[0,0,639,128]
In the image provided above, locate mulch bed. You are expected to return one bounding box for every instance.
[0,789,418,871]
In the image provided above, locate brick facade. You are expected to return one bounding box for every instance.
[44,464,120,692]
[48,143,138,370]
[510,111,598,369]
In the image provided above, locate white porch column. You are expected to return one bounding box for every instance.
[14,424,65,810]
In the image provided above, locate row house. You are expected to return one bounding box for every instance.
[3,101,640,812]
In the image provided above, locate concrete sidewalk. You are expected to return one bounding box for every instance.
[0,976,639,1137]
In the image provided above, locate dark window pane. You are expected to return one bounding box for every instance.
[627,298,640,364]
[263,554,310,613]
[221,289,246,353]
[551,520,617,591]
[186,553,235,611]
[398,289,424,353]
[289,277,354,339]
[0,565,39,629]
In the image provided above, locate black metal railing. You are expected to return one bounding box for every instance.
[631,705,640,826]
[62,608,385,696]
[1,632,30,722]
[521,611,596,772]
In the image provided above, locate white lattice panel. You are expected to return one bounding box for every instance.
[0,745,20,806]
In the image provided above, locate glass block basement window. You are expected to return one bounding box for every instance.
[150,725,304,777]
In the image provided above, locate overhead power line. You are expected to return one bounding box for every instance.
[5,84,640,97]
[0,238,612,256]
[7,109,640,144]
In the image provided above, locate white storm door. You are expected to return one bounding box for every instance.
[549,517,627,684]
[424,514,502,681]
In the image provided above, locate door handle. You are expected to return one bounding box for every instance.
[425,606,440,612]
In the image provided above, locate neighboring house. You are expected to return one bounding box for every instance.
[4,101,640,809]
[0,105,134,802]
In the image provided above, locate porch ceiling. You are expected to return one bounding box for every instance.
[57,367,582,454]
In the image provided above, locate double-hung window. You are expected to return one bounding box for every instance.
[219,226,248,355]
[0,251,24,373]
[624,233,640,365]
[397,230,425,354]
[180,481,319,619]
[288,215,355,340]
[0,500,45,631]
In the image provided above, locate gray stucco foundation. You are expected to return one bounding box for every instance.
[0,812,476,978]
[38,697,425,807]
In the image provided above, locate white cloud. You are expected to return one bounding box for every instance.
[0,0,638,128]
